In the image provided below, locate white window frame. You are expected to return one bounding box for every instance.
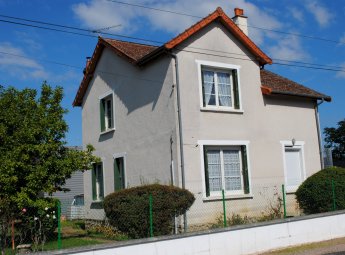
[113,152,127,190]
[92,160,105,202]
[196,60,243,113]
[198,140,252,199]
[280,140,306,193]
[99,91,116,134]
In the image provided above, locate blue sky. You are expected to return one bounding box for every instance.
[0,0,344,146]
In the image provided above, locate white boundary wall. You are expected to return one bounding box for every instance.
[47,211,345,255]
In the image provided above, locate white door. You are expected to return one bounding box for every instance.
[285,148,303,188]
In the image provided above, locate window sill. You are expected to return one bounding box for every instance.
[200,108,244,114]
[203,194,253,202]
[100,128,115,135]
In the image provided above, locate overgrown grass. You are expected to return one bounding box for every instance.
[43,236,110,251]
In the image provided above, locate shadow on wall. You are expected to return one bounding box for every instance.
[263,95,315,109]
[112,55,172,115]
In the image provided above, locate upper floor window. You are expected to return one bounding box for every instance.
[197,60,242,112]
[99,92,115,133]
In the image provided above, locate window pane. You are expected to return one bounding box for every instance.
[207,150,222,192]
[223,150,242,191]
[106,99,112,128]
[217,72,231,107]
[202,70,216,106]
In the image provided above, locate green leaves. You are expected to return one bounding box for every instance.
[324,119,345,163]
[0,83,99,208]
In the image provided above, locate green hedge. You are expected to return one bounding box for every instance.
[296,167,345,214]
[104,184,195,238]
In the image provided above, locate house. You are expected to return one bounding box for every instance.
[73,7,331,224]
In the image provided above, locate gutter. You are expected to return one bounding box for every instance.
[168,51,187,232]
[315,99,325,169]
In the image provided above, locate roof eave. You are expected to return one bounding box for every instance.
[262,88,332,102]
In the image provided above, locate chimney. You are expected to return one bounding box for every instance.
[232,8,248,36]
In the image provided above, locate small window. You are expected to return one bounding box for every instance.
[100,94,114,133]
[92,162,104,201]
[203,145,249,197]
[114,157,125,191]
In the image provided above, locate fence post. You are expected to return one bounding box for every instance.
[332,179,336,211]
[222,189,227,227]
[57,201,62,250]
[149,194,153,237]
[281,184,287,218]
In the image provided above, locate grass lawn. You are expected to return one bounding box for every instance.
[261,237,345,254]
[43,236,112,251]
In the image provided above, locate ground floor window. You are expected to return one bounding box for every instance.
[114,157,125,191]
[202,143,250,197]
[92,162,104,201]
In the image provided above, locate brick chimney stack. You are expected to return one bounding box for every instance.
[232,8,248,36]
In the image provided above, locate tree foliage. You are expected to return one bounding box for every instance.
[0,83,98,252]
[324,119,345,163]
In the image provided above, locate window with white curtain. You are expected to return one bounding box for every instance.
[200,65,241,110]
[203,145,250,196]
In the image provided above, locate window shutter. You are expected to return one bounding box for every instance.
[241,145,250,194]
[92,165,96,201]
[110,97,114,128]
[201,71,206,107]
[204,146,210,197]
[99,165,104,199]
[232,69,240,109]
[100,99,105,132]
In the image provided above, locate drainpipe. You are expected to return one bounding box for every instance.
[168,52,187,232]
[315,99,325,169]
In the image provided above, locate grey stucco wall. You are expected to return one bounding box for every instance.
[81,47,178,219]
[173,22,321,223]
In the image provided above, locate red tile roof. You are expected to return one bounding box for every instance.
[260,69,331,102]
[164,7,272,65]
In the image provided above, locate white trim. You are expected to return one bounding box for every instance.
[113,152,127,189]
[99,91,116,132]
[196,59,243,112]
[280,140,306,193]
[198,140,252,199]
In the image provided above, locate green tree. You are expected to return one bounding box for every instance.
[0,83,98,253]
[324,119,345,165]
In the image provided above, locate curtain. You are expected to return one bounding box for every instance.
[223,150,242,191]
[207,150,222,192]
[202,70,215,105]
[217,72,231,107]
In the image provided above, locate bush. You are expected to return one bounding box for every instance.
[296,167,345,214]
[103,184,195,238]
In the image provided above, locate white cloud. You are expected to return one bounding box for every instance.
[339,33,345,45]
[305,0,333,28]
[72,0,283,45]
[288,7,304,23]
[0,42,49,80]
[267,35,310,62]
[336,63,345,78]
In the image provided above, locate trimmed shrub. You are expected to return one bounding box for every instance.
[296,167,345,214]
[103,184,195,238]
